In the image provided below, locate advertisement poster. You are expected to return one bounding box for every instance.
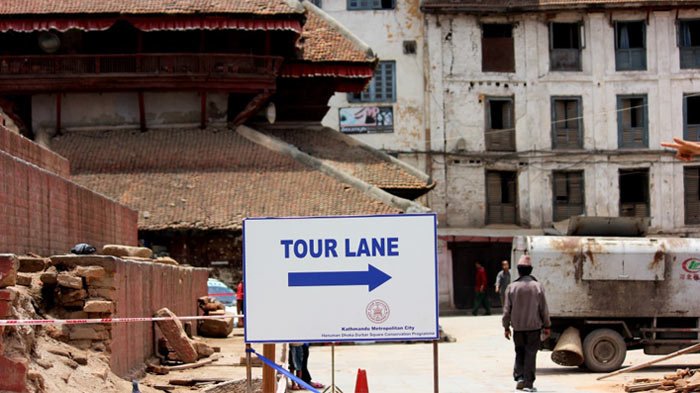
[339,106,393,134]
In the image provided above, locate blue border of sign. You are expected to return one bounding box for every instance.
[242,213,439,344]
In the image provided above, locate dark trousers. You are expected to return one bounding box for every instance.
[289,344,312,383]
[472,291,491,315]
[513,330,540,388]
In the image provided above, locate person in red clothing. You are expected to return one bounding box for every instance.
[472,261,491,316]
[236,281,244,327]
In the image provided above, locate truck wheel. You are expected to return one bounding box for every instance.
[582,328,626,372]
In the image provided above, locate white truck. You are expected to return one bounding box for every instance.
[512,235,700,372]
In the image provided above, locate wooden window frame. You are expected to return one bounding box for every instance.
[348,61,396,103]
[347,0,395,10]
[684,93,700,141]
[549,22,584,72]
[485,170,519,225]
[678,19,700,69]
[684,166,700,225]
[618,168,650,218]
[551,96,583,149]
[485,96,515,151]
[552,170,585,221]
[481,23,515,73]
[617,94,648,149]
[614,21,647,71]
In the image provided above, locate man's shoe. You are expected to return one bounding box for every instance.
[523,387,538,392]
[515,380,525,390]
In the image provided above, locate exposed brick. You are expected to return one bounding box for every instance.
[15,274,31,287]
[57,273,83,289]
[0,301,11,318]
[0,288,16,301]
[0,356,28,393]
[83,300,113,313]
[17,257,46,273]
[74,266,106,280]
[0,254,18,288]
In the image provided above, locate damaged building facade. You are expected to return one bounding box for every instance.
[421,0,700,309]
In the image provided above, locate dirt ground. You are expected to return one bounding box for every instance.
[135,316,700,393]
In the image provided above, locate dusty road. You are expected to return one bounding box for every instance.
[142,315,700,393]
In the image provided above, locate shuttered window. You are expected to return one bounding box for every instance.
[552,97,583,149]
[347,0,395,10]
[549,22,583,71]
[615,21,646,71]
[486,170,519,224]
[348,61,396,102]
[684,94,700,141]
[482,24,515,72]
[485,97,515,151]
[619,168,649,218]
[685,166,700,224]
[617,95,648,148]
[553,171,585,221]
[678,20,700,69]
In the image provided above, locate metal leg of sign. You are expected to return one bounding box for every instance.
[322,343,343,393]
[246,343,253,393]
[433,340,440,393]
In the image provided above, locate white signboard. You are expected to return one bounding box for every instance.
[243,214,438,343]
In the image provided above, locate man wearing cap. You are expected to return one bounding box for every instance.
[502,255,551,392]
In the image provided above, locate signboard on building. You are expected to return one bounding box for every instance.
[339,106,393,134]
[243,214,438,343]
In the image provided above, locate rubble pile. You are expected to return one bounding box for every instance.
[624,369,700,392]
[197,297,234,338]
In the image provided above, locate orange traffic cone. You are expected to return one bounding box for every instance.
[354,368,369,393]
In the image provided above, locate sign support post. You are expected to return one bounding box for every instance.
[246,343,253,393]
[322,343,343,393]
[433,340,439,393]
[262,344,276,393]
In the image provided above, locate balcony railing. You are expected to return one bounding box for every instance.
[0,53,283,78]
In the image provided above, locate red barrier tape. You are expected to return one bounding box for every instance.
[0,314,243,326]
[206,292,236,297]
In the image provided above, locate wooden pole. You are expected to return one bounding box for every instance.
[262,343,276,393]
[55,94,61,135]
[597,342,700,380]
[246,344,253,393]
[433,340,439,393]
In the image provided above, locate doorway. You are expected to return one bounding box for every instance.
[451,241,512,309]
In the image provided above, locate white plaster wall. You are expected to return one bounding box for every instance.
[426,9,700,234]
[318,0,427,167]
[32,92,228,131]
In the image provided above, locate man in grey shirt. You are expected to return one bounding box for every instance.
[502,255,550,392]
[495,260,511,307]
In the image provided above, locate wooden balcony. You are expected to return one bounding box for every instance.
[0,53,284,93]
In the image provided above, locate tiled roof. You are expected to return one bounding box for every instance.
[0,0,304,15]
[422,0,700,12]
[297,3,374,63]
[50,128,400,230]
[259,126,433,192]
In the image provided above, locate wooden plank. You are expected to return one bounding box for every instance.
[598,343,700,380]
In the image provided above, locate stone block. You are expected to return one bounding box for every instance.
[0,289,17,301]
[198,317,233,338]
[0,356,28,392]
[49,255,117,273]
[83,300,113,313]
[60,311,89,320]
[40,269,57,285]
[70,349,88,365]
[17,256,47,273]
[16,273,32,287]
[86,276,115,289]
[68,340,92,350]
[57,273,83,289]
[154,308,198,363]
[192,341,215,359]
[58,289,87,304]
[154,256,179,266]
[75,266,106,280]
[62,300,85,308]
[0,254,19,288]
[101,245,152,258]
[87,288,115,300]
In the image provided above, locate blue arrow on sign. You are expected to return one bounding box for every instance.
[288,264,392,292]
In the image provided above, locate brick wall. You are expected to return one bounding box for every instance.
[0,149,138,256]
[109,258,208,377]
[0,125,69,177]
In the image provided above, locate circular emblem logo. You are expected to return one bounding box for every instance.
[366,299,390,324]
[682,258,700,273]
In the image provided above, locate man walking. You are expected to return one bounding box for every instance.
[502,255,550,392]
[472,261,491,316]
[495,260,511,307]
